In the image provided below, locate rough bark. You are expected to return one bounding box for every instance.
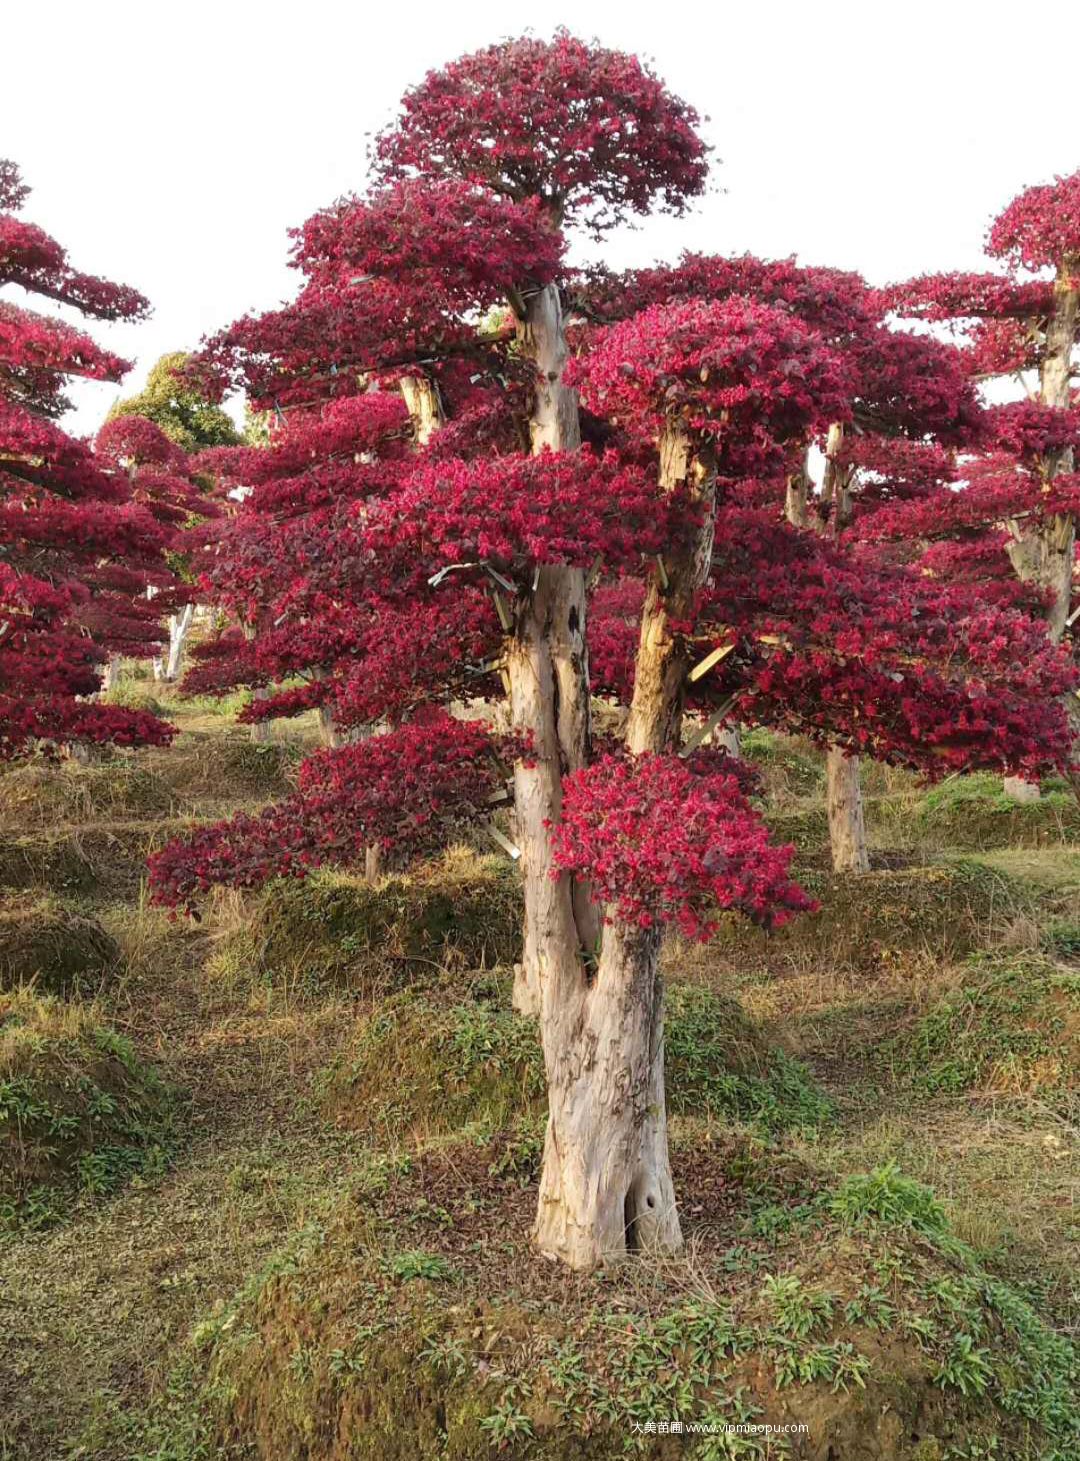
[784,460,811,530]
[532,416,715,1268]
[399,375,444,447]
[511,283,597,1016]
[826,747,871,873]
[625,423,714,756]
[1006,509,1074,642]
[533,919,680,1267]
[100,653,120,693]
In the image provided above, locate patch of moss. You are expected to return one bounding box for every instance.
[889,953,1080,1105]
[210,850,523,997]
[319,981,829,1142]
[189,1159,1080,1460]
[0,894,119,996]
[0,988,180,1230]
[317,987,545,1138]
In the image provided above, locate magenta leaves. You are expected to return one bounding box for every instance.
[550,748,812,942]
[374,30,708,233]
[367,448,680,588]
[148,712,520,913]
[570,297,851,474]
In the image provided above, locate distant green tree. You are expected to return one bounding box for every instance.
[242,400,272,446]
[108,351,240,450]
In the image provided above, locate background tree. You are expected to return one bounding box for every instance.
[0,159,174,755]
[94,413,220,684]
[886,171,1080,798]
[107,350,240,451]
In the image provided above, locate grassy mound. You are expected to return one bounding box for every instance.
[0,894,119,996]
[707,860,1021,974]
[143,730,300,802]
[183,1157,1078,1460]
[318,981,830,1143]
[0,757,174,829]
[0,819,196,899]
[889,953,1080,1109]
[209,850,523,998]
[909,774,1080,851]
[0,988,179,1230]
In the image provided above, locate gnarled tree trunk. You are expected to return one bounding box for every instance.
[532,417,713,1268]
[533,918,680,1266]
[511,283,597,1017]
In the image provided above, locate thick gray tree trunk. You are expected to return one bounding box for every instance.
[532,417,716,1268]
[510,284,597,1018]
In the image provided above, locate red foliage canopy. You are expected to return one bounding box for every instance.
[0,162,173,755]
[374,30,708,232]
[550,747,812,940]
[987,170,1080,273]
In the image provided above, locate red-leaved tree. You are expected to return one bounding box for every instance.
[148,38,1075,1271]
[0,161,175,755]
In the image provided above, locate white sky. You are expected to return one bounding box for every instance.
[5,0,1079,435]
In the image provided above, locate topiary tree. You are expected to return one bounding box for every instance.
[884,170,1080,798]
[0,160,175,755]
[148,36,1075,1271]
